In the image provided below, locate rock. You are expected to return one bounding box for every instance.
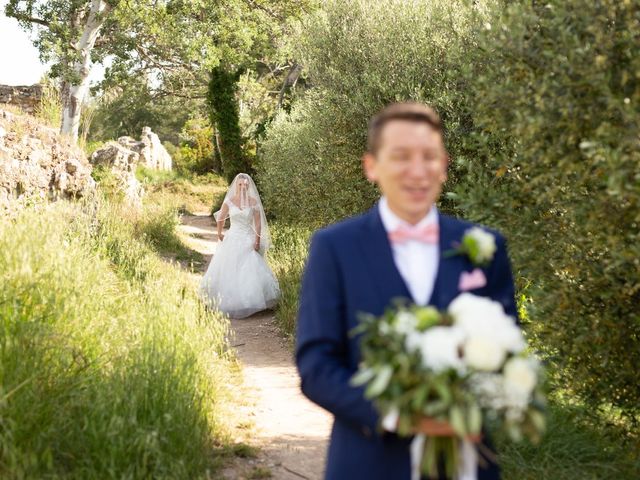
[115,127,172,171]
[91,142,139,172]
[0,108,95,215]
[0,84,43,114]
[140,126,172,171]
[87,126,173,209]
[90,142,144,208]
[65,159,79,174]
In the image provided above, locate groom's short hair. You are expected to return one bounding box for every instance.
[367,102,442,154]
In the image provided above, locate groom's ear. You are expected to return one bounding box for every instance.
[362,153,377,183]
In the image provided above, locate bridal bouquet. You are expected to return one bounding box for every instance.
[351,293,546,478]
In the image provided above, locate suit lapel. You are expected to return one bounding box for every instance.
[360,206,412,308]
[430,215,465,309]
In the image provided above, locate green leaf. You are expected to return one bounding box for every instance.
[467,402,483,435]
[528,409,546,436]
[365,365,393,398]
[449,405,466,436]
[422,400,449,417]
[432,378,453,404]
[411,384,430,410]
[414,306,442,331]
[350,367,376,387]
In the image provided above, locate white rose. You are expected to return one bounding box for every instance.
[418,326,465,373]
[448,293,482,321]
[467,227,497,263]
[449,294,505,327]
[394,311,418,336]
[450,294,525,354]
[503,357,538,396]
[464,335,506,371]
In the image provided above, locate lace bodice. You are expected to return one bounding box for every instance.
[227,202,255,235]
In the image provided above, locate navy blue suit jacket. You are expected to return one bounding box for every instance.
[295,205,518,480]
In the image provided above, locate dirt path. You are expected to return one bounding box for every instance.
[178,213,332,480]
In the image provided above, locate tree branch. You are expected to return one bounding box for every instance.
[7,12,50,27]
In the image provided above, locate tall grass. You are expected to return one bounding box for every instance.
[0,199,234,478]
[496,403,640,479]
[34,77,62,129]
[266,223,312,339]
[137,166,227,215]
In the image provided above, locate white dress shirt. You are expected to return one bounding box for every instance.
[378,197,439,306]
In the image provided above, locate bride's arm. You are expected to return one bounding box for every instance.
[217,203,229,241]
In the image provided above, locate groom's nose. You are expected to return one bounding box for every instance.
[405,154,430,179]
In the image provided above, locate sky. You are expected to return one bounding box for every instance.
[0,1,106,86]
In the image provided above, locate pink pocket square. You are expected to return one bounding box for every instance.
[458,268,487,291]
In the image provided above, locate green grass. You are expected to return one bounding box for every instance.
[0,198,235,479]
[137,166,227,215]
[248,466,273,479]
[266,223,312,339]
[497,402,640,479]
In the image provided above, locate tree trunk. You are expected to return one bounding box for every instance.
[277,61,302,110]
[207,66,249,182]
[60,0,112,141]
[212,129,223,173]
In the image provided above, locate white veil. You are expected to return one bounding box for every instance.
[214,173,273,253]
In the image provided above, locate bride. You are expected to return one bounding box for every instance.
[200,173,280,318]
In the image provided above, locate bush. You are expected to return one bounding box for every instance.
[258,0,483,225]
[171,118,217,175]
[453,0,640,425]
[0,200,233,478]
[260,0,640,428]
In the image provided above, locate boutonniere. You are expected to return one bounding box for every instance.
[445,227,496,266]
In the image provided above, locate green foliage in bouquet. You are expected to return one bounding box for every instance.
[351,298,546,478]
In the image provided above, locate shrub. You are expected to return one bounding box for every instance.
[172,118,216,175]
[260,0,640,428]
[453,0,640,425]
[258,0,484,225]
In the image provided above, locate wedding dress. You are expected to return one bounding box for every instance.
[200,175,280,318]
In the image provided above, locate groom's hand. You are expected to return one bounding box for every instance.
[415,417,482,443]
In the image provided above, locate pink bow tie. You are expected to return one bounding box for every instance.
[388,223,439,245]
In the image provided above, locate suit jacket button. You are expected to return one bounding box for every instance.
[361,426,372,438]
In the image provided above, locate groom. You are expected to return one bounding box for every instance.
[295,103,518,480]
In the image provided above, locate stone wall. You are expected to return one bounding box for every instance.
[0,108,95,214]
[0,84,43,114]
